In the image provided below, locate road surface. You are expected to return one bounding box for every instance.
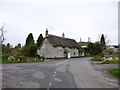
[2,58,118,88]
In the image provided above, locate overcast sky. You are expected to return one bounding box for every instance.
[0,0,119,46]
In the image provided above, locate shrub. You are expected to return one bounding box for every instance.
[22,45,37,57]
[2,52,9,60]
[14,55,27,60]
[53,57,60,60]
[91,55,102,61]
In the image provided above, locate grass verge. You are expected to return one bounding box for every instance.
[91,55,102,61]
[109,68,120,78]
[101,59,119,64]
[1,59,44,64]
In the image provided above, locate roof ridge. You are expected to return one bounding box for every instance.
[46,34,81,49]
[48,34,75,41]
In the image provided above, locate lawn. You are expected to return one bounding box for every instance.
[109,68,120,78]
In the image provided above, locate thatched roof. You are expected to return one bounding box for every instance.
[46,34,81,50]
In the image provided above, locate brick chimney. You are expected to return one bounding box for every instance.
[45,28,48,38]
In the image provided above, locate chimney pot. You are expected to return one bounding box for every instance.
[62,33,65,38]
[45,28,48,37]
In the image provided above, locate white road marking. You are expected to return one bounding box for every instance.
[57,62,61,65]
[57,60,68,65]
[53,74,55,77]
[49,83,52,86]
[54,78,62,82]
[54,71,56,74]
[57,63,59,65]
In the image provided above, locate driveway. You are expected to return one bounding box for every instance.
[2,58,118,88]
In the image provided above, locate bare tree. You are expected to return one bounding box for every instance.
[104,34,110,45]
[0,24,6,45]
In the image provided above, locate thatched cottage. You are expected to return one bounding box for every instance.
[37,29,81,59]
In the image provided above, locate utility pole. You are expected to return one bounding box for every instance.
[80,38,81,43]
[88,37,91,56]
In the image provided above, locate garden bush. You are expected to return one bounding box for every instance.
[2,52,9,60]
[53,57,60,60]
[91,55,102,61]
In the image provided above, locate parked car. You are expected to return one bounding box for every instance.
[37,54,44,60]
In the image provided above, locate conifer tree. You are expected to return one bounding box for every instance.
[37,34,43,47]
[100,34,106,51]
[25,33,34,45]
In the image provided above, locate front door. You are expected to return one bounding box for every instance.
[68,53,71,58]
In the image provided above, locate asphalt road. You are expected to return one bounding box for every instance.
[2,58,118,88]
